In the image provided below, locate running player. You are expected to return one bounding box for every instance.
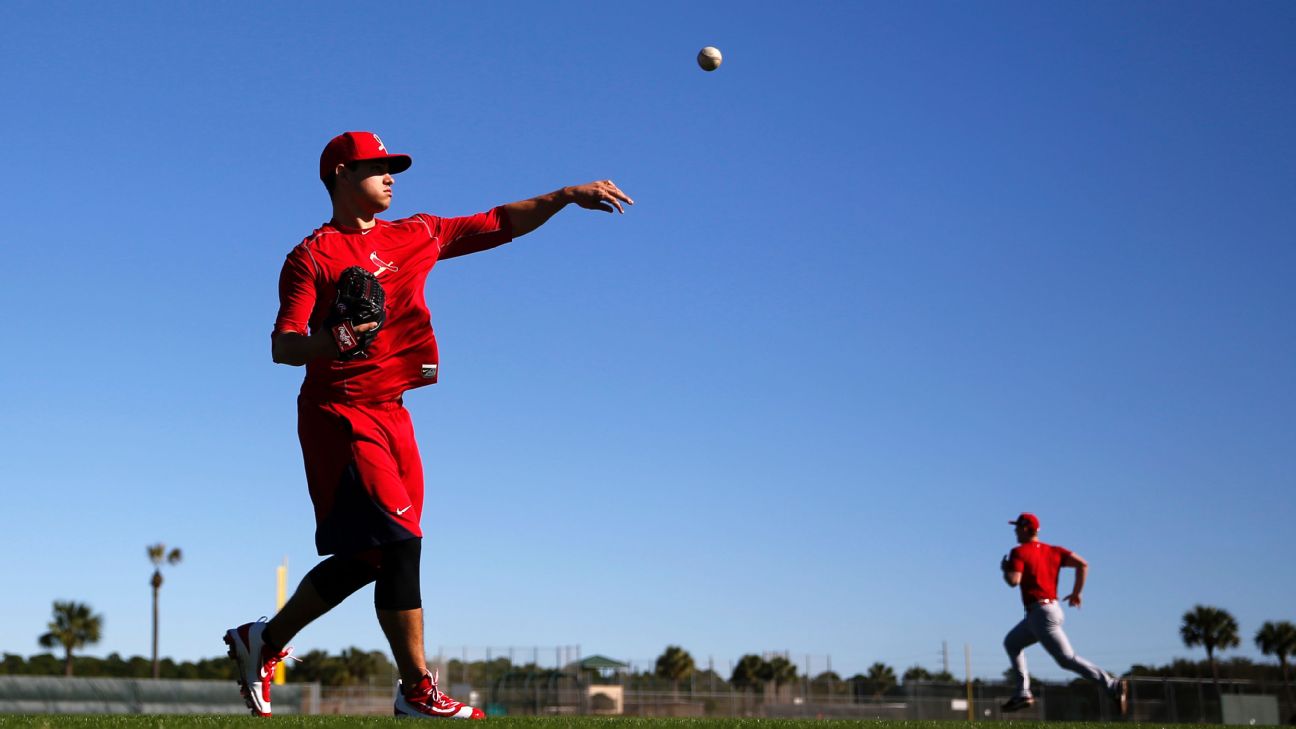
[224,131,632,719]
[1000,512,1128,716]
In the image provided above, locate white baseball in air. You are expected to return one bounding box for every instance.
[697,46,722,72]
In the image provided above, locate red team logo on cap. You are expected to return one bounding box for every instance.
[319,131,412,181]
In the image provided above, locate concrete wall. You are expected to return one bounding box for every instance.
[0,675,319,715]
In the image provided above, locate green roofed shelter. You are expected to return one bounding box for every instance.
[578,655,628,671]
[577,654,629,681]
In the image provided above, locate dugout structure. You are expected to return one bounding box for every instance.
[579,655,628,715]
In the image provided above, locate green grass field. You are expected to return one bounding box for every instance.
[0,718,1235,729]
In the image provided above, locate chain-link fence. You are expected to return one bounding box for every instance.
[317,669,1292,722]
[268,645,1296,723]
[471,669,1290,716]
[2,670,1286,722]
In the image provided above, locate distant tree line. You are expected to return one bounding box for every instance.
[0,647,394,685]
[613,647,959,700]
[1,652,235,680]
[15,596,399,686]
[1130,657,1289,683]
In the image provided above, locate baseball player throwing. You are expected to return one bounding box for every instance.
[223,131,632,719]
[1000,512,1128,716]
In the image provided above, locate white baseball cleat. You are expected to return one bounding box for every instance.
[395,669,485,720]
[223,618,295,717]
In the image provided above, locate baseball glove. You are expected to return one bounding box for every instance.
[324,266,386,361]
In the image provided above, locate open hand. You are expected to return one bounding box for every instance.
[1064,592,1082,608]
[568,180,634,214]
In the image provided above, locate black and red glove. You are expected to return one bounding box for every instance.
[324,266,386,361]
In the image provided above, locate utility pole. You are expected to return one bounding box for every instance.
[965,643,974,721]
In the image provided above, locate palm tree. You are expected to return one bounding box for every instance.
[765,655,798,698]
[1255,621,1296,709]
[654,645,696,699]
[147,543,182,679]
[864,662,897,699]
[810,670,842,697]
[1181,604,1240,699]
[731,654,767,694]
[38,601,103,676]
[904,665,933,682]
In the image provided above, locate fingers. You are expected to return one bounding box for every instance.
[582,179,634,214]
[356,322,380,333]
[601,180,633,210]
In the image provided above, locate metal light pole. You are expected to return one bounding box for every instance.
[965,643,974,721]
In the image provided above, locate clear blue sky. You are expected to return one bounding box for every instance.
[1,1,1293,682]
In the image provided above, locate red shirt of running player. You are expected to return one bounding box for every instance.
[274,211,512,403]
[1006,540,1074,607]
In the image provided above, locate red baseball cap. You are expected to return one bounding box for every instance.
[319,131,412,181]
[1009,512,1040,530]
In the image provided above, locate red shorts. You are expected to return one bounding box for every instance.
[297,396,424,555]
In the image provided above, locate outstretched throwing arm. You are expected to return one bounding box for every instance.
[502,180,634,238]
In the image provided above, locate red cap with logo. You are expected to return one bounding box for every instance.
[1009,512,1040,530]
[319,131,412,181]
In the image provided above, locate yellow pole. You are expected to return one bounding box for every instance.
[274,558,287,685]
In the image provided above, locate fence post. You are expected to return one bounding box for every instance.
[1199,679,1209,724]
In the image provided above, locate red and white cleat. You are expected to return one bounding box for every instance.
[223,619,294,717]
[395,669,485,720]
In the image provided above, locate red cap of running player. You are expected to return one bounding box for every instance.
[1009,512,1040,530]
[319,131,412,181]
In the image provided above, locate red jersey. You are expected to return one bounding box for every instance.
[1007,540,1073,607]
[274,209,513,403]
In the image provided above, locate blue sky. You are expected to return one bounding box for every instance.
[1,1,1293,683]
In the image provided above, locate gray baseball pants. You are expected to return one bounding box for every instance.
[1004,601,1117,698]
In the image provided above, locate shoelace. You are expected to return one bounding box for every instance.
[249,616,303,676]
[421,669,461,707]
[262,646,301,677]
[428,669,445,703]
